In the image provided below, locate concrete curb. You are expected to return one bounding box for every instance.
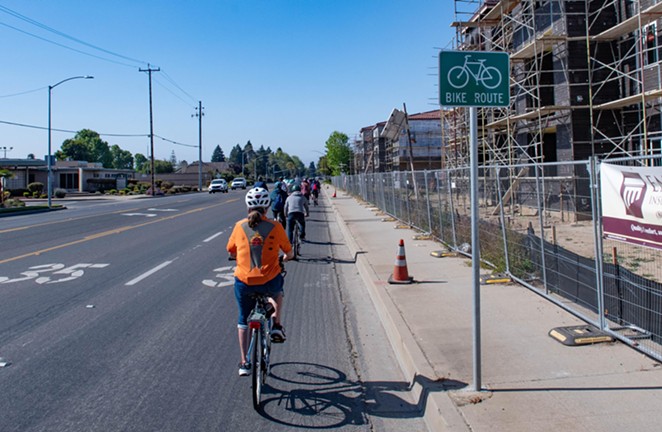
[328,190,469,432]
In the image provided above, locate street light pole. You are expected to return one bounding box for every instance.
[0,146,12,158]
[48,75,93,208]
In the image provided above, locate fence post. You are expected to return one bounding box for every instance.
[424,170,433,234]
[535,164,550,294]
[437,171,444,243]
[589,156,606,330]
[405,172,412,226]
[448,170,458,248]
[496,167,511,274]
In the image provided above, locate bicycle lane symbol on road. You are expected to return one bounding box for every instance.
[202,266,234,288]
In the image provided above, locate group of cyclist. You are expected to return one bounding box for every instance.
[226,176,323,376]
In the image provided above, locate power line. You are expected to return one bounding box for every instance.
[161,70,198,104]
[154,134,197,148]
[0,5,146,65]
[0,119,194,147]
[153,77,196,108]
[0,20,138,68]
[0,7,198,103]
[0,86,47,98]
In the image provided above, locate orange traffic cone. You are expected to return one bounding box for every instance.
[332,189,337,198]
[388,239,414,284]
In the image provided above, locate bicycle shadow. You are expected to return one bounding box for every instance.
[256,361,466,428]
[296,251,365,265]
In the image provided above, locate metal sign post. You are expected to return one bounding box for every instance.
[439,50,510,391]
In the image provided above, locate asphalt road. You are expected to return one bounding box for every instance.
[0,192,427,432]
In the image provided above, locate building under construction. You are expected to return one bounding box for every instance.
[447,0,662,175]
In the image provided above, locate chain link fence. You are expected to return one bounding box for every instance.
[334,156,662,362]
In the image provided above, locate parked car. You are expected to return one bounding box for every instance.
[231,177,247,190]
[208,178,228,193]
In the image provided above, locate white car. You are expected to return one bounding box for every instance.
[231,177,247,190]
[208,179,228,193]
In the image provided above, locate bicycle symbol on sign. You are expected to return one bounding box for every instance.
[447,55,502,90]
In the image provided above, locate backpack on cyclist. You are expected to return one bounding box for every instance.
[270,188,285,212]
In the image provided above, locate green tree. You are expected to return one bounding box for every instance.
[228,144,243,174]
[154,159,174,174]
[317,156,330,176]
[211,145,225,162]
[58,129,113,167]
[110,145,134,169]
[307,161,317,178]
[0,168,14,205]
[135,153,148,173]
[325,131,352,175]
[56,140,90,161]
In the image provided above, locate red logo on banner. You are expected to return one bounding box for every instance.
[620,172,646,218]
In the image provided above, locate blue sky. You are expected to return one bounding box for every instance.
[0,1,456,166]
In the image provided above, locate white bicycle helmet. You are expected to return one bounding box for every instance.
[245,187,271,210]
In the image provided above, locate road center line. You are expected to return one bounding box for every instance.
[126,260,174,286]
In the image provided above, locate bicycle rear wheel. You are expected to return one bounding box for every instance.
[293,224,300,258]
[251,328,263,411]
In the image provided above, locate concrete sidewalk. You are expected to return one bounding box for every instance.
[326,187,662,432]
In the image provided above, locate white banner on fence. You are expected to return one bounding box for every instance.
[602,163,662,250]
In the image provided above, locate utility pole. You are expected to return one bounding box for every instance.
[139,64,160,196]
[192,101,204,191]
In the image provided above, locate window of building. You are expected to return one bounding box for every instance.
[644,23,658,66]
[59,172,79,189]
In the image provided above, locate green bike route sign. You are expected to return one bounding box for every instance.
[439,51,510,107]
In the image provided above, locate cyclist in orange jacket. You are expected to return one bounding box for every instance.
[227,187,294,376]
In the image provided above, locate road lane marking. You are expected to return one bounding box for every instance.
[122,213,157,217]
[0,207,143,234]
[203,230,226,243]
[126,260,174,286]
[0,199,240,265]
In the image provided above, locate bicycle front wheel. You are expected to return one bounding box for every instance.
[447,65,469,89]
[251,328,263,411]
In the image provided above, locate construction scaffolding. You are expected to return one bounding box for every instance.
[445,0,662,215]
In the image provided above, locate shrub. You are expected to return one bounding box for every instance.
[32,191,40,198]
[28,182,44,194]
[23,191,30,198]
[4,198,25,208]
[54,188,67,198]
[108,189,117,195]
[161,181,174,191]
[10,188,29,198]
[119,189,126,195]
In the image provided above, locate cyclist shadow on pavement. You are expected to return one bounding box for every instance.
[257,361,466,428]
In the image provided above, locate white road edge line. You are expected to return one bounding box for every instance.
[125,260,174,286]
[203,231,225,243]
